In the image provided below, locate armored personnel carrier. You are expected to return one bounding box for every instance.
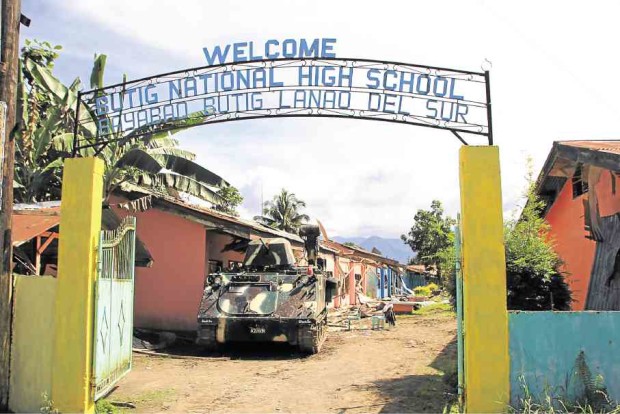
[196,225,337,353]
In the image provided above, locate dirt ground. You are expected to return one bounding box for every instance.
[107,312,457,413]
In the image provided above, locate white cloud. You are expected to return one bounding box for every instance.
[29,0,620,237]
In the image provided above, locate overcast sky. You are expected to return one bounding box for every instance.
[21,0,620,238]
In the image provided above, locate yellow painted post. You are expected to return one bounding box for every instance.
[52,157,103,413]
[459,146,509,412]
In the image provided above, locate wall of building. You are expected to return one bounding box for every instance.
[114,205,207,332]
[509,311,620,405]
[545,170,620,309]
[365,266,378,298]
[9,275,56,413]
[206,231,245,270]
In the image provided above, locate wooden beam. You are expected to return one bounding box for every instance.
[37,233,57,255]
[0,0,22,408]
[35,236,41,275]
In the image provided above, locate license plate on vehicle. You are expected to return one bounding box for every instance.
[250,326,266,334]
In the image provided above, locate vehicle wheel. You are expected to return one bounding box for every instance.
[196,325,219,351]
[298,319,327,354]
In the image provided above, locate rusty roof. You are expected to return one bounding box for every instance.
[117,182,304,243]
[12,207,60,246]
[535,140,620,217]
[321,239,401,267]
[12,201,153,267]
[406,264,437,275]
[557,140,620,155]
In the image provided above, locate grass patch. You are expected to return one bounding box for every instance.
[129,388,177,405]
[412,302,454,316]
[95,399,118,414]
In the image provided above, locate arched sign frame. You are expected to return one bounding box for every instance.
[72,57,494,156]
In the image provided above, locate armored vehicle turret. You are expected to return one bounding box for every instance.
[196,225,337,353]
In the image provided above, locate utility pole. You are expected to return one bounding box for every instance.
[0,0,21,410]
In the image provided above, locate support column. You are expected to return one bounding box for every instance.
[459,146,509,412]
[52,158,103,413]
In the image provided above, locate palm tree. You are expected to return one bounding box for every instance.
[254,189,310,234]
[14,40,231,205]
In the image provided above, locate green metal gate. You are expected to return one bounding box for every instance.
[455,214,465,405]
[92,216,137,400]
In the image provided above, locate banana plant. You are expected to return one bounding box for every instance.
[15,40,231,205]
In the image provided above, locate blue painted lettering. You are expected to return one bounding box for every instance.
[203,44,231,65]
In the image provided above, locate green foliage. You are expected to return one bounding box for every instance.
[15,39,233,206]
[414,285,432,297]
[509,369,620,414]
[426,159,572,311]
[214,185,244,216]
[412,302,454,316]
[401,200,456,279]
[254,189,310,234]
[427,282,439,291]
[22,39,61,70]
[437,237,458,300]
[95,399,117,414]
[40,392,58,414]
[413,283,440,297]
[343,241,362,249]
[505,159,572,310]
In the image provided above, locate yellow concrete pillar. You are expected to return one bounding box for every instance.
[52,157,103,413]
[459,146,509,412]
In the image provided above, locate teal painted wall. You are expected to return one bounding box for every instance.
[509,311,620,405]
[403,273,427,290]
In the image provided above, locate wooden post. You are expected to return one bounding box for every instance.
[0,0,22,409]
[35,235,41,275]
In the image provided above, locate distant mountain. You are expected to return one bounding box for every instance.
[332,236,413,264]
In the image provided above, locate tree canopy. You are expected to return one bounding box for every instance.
[504,162,572,310]
[254,189,310,234]
[401,200,455,277]
[415,161,573,310]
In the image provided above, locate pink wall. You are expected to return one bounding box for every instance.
[115,205,207,331]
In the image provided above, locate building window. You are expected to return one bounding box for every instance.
[572,164,589,198]
[209,260,223,274]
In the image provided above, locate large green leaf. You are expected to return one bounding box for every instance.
[116,146,227,188]
[24,58,72,103]
[90,54,107,90]
[137,172,224,204]
[146,136,180,149]
[162,155,229,188]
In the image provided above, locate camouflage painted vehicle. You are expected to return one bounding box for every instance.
[196,225,337,354]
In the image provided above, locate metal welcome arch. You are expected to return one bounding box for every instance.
[73,57,493,155]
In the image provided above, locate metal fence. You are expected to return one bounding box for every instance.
[92,216,136,400]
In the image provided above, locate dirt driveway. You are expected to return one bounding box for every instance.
[107,312,457,413]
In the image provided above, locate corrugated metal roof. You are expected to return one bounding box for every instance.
[12,208,60,246]
[558,140,620,155]
[118,182,304,243]
[12,202,153,267]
